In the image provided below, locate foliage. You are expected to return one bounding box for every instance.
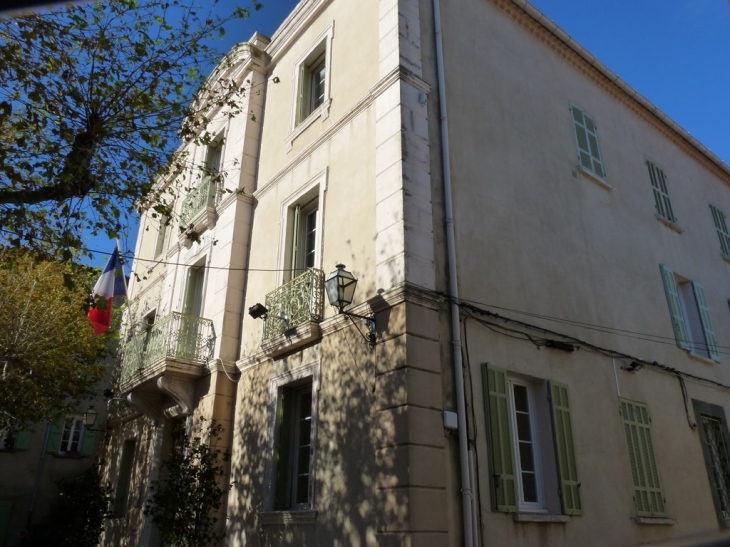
[47,463,113,547]
[0,248,110,430]
[0,0,262,259]
[145,420,232,547]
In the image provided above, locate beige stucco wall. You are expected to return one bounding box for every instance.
[438,0,730,545]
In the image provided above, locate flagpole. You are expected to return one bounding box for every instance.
[115,239,130,298]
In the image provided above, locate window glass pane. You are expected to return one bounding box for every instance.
[513,385,528,412]
[522,472,538,503]
[519,442,535,471]
[516,412,531,441]
[296,475,309,504]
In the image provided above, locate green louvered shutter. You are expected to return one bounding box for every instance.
[692,281,720,361]
[620,399,665,517]
[482,364,518,512]
[13,430,31,451]
[46,420,62,454]
[81,426,97,456]
[0,501,12,547]
[571,105,605,179]
[710,205,730,256]
[647,161,675,222]
[659,264,690,350]
[548,382,582,515]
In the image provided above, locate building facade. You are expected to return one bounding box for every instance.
[104,0,730,546]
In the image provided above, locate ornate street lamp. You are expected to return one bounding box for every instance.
[324,264,376,349]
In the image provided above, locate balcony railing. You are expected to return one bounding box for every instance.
[263,268,324,341]
[180,175,218,227]
[120,312,215,383]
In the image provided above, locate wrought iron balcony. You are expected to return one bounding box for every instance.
[180,175,219,227]
[120,312,215,384]
[263,268,324,341]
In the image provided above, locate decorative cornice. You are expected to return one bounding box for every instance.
[265,0,333,64]
[504,0,730,185]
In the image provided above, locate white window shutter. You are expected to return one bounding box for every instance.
[659,264,690,350]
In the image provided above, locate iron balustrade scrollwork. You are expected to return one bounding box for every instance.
[120,312,215,382]
[180,175,220,227]
[263,268,324,341]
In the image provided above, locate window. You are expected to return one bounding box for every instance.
[482,365,582,515]
[265,362,320,512]
[47,415,96,456]
[710,204,730,257]
[693,399,730,527]
[619,399,665,517]
[205,139,223,176]
[570,104,605,179]
[296,45,327,125]
[154,215,170,258]
[288,198,319,280]
[659,264,719,361]
[60,416,84,454]
[278,171,326,286]
[647,160,676,223]
[113,439,137,517]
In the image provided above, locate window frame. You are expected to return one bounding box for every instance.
[570,103,606,181]
[482,365,581,516]
[277,169,328,287]
[59,414,85,455]
[659,264,719,362]
[153,214,171,259]
[264,361,320,513]
[288,23,334,145]
[692,399,730,528]
[113,438,137,518]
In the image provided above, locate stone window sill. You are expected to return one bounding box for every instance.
[655,214,683,234]
[634,516,675,525]
[259,510,318,525]
[286,98,332,151]
[577,165,612,191]
[513,513,571,523]
[688,352,718,366]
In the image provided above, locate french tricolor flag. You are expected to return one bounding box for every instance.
[87,246,127,334]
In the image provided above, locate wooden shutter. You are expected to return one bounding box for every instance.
[14,429,31,451]
[482,364,518,512]
[647,161,675,222]
[571,105,605,178]
[659,264,690,350]
[548,381,582,515]
[620,399,665,517]
[692,281,720,361]
[81,425,97,456]
[290,204,302,277]
[275,388,293,510]
[710,205,730,256]
[46,420,63,454]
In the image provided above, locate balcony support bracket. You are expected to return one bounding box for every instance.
[158,375,195,417]
[128,392,163,426]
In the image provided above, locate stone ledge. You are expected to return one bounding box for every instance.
[633,516,675,525]
[513,513,570,523]
[261,321,322,359]
[259,510,318,526]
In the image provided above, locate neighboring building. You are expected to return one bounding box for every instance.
[0,388,109,546]
[104,1,730,546]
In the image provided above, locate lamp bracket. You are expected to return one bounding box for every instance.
[342,311,376,350]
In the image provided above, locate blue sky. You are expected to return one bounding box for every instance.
[90,0,730,269]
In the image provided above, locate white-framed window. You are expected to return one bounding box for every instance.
[570,103,605,180]
[646,160,676,223]
[59,415,84,454]
[291,23,334,132]
[483,366,582,515]
[660,264,719,361]
[277,170,327,285]
[265,362,320,512]
[508,379,545,510]
[710,204,730,257]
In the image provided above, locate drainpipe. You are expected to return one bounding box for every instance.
[431,1,475,545]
